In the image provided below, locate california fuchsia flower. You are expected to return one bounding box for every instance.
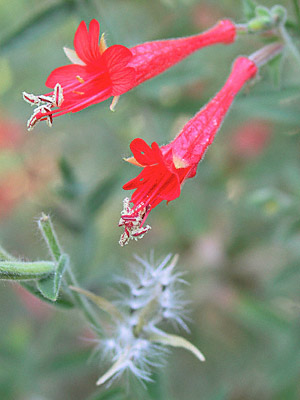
[119,56,258,245]
[23,18,236,130]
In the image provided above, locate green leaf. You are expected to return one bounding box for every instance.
[36,254,69,301]
[268,53,283,88]
[242,0,257,20]
[22,282,74,309]
[57,157,82,200]
[69,286,123,320]
[85,173,119,216]
[148,330,205,362]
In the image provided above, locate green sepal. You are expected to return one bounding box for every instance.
[37,254,69,301]
[255,5,271,18]
[0,261,55,280]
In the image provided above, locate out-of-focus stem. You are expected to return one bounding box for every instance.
[235,24,248,34]
[292,0,300,28]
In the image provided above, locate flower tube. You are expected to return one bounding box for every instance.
[23,19,236,130]
[119,43,283,246]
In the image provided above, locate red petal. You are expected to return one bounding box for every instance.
[111,67,135,95]
[102,45,135,95]
[130,138,160,166]
[102,45,133,72]
[74,20,101,65]
[45,64,88,88]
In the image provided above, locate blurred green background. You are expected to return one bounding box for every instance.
[0,0,300,399]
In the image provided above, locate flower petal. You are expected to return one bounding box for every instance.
[45,64,88,88]
[102,45,135,95]
[129,138,160,166]
[74,20,101,65]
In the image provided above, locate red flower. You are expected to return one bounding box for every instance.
[23,19,236,130]
[119,57,257,245]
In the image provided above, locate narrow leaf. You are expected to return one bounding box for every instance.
[149,331,205,362]
[22,282,74,308]
[268,53,283,88]
[37,254,68,301]
[57,157,82,200]
[96,350,129,386]
[69,286,124,321]
[85,173,119,216]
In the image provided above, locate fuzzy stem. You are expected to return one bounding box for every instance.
[279,24,300,67]
[133,286,162,337]
[235,23,248,34]
[0,261,55,280]
[249,42,284,67]
[38,213,102,332]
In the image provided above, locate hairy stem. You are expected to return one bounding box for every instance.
[279,24,300,68]
[38,214,102,332]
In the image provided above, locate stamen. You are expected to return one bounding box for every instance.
[119,198,151,246]
[53,83,64,107]
[22,92,41,105]
[72,90,85,95]
[23,84,63,130]
[76,75,85,83]
[27,105,53,131]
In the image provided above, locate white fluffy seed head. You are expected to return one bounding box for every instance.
[96,253,192,386]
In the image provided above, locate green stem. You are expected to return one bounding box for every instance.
[279,24,300,68]
[38,214,102,332]
[292,0,300,28]
[0,261,55,280]
[0,245,14,261]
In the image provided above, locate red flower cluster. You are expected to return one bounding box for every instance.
[23,19,236,130]
[119,57,258,245]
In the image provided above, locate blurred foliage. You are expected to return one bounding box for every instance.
[0,0,300,399]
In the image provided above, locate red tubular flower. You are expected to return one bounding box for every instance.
[23,19,236,130]
[119,57,258,246]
